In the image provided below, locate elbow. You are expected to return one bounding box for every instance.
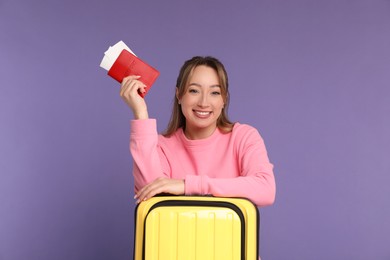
[260,190,276,207]
[255,179,276,207]
[254,190,275,207]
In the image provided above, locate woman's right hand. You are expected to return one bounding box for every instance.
[120,75,149,119]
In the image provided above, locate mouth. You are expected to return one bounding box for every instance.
[193,110,212,118]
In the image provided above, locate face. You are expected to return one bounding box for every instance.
[178,65,225,139]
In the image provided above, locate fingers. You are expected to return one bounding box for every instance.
[135,178,166,203]
[120,75,147,98]
[134,178,185,203]
[120,75,148,118]
[135,184,163,203]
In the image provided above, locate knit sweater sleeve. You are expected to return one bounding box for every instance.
[185,125,276,207]
[130,119,169,192]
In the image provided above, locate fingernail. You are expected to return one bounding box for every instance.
[134,194,137,199]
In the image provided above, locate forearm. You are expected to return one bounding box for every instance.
[185,172,276,207]
[130,119,169,191]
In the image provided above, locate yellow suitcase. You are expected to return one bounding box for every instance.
[133,196,259,260]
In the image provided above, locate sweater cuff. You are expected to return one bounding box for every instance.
[185,175,207,195]
[130,119,157,137]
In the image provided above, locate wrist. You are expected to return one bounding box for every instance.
[133,109,149,119]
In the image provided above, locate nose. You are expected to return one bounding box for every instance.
[197,93,209,107]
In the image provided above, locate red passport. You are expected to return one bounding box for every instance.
[107,49,159,97]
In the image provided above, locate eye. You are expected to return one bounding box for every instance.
[188,88,199,94]
[211,91,221,96]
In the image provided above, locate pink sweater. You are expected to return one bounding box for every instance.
[130,119,276,206]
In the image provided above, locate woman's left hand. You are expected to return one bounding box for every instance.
[134,177,185,203]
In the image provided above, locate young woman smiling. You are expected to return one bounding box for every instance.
[120,56,276,207]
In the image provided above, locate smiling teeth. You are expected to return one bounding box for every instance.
[196,111,210,115]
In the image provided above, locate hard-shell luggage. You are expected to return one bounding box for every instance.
[133,196,259,260]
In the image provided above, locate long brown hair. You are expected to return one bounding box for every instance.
[163,56,233,137]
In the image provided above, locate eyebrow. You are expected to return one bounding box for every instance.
[188,83,221,88]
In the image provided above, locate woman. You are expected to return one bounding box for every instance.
[120,56,275,207]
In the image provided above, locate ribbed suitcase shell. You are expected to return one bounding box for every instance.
[133,196,259,260]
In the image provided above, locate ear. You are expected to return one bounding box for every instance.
[176,88,180,104]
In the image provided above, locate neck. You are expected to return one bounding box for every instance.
[184,126,217,140]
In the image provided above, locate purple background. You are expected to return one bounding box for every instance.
[1,0,389,259]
